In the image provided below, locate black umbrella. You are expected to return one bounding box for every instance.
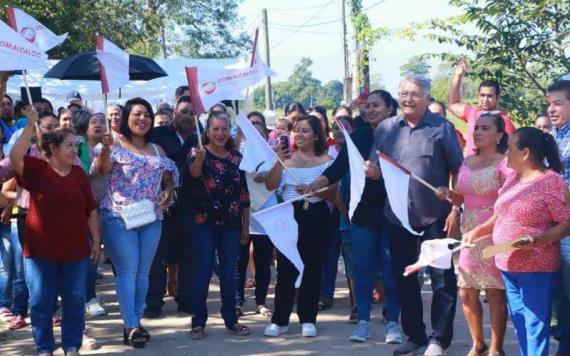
[44,51,167,81]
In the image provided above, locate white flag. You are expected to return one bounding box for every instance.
[404,238,460,276]
[0,19,47,71]
[96,35,129,94]
[237,113,276,173]
[338,122,365,219]
[377,152,423,236]
[253,201,304,288]
[185,61,275,114]
[5,6,67,52]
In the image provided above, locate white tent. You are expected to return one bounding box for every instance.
[6,57,245,110]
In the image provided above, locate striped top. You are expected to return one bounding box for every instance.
[280,160,333,203]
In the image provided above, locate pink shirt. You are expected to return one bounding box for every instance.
[493,170,570,272]
[461,105,516,156]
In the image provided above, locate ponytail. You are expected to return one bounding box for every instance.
[513,127,562,173]
[543,133,563,174]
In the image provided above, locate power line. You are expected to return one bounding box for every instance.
[266,2,336,12]
[270,0,386,29]
[268,26,341,35]
[270,0,335,51]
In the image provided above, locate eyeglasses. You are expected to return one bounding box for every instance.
[399,91,426,99]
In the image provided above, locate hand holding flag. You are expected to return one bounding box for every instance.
[403,238,463,276]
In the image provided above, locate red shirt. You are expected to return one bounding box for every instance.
[461,105,516,156]
[18,156,97,262]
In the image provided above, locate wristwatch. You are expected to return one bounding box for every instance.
[452,205,463,213]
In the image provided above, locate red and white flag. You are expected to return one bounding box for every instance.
[252,201,304,288]
[404,238,461,276]
[250,28,275,76]
[377,152,423,236]
[5,6,67,52]
[185,64,271,114]
[96,35,129,94]
[337,120,365,220]
[0,19,47,70]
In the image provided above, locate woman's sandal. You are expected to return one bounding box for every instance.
[255,305,273,317]
[139,326,151,341]
[190,326,206,340]
[123,328,146,348]
[467,344,488,356]
[229,322,251,336]
[486,351,505,356]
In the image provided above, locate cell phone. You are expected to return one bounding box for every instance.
[279,135,290,150]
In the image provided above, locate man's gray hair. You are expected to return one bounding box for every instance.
[400,75,432,94]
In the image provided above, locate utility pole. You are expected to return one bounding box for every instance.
[341,0,352,104]
[262,9,273,110]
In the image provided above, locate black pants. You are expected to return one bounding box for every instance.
[145,206,193,310]
[271,201,330,326]
[385,216,457,348]
[235,234,273,306]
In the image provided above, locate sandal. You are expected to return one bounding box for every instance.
[190,326,206,340]
[0,307,13,321]
[139,326,151,341]
[8,315,27,330]
[229,322,250,336]
[255,305,273,317]
[487,351,505,356]
[467,344,488,356]
[244,278,256,288]
[123,327,146,348]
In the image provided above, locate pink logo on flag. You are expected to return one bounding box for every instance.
[20,27,35,43]
[201,82,216,95]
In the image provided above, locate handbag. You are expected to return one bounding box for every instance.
[111,143,163,230]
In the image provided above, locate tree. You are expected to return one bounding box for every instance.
[399,55,431,78]
[2,0,249,59]
[323,80,343,107]
[403,0,570,125]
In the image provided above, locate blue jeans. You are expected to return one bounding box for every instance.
[0,221,28,316]
[554,236,570,354]
[321,221,341,301]
[351,224,400,322]
[25,256,89,354]
[235,234,273,306]
[502,271,556,356]
[100,210,162,328]
[191,223,240,329]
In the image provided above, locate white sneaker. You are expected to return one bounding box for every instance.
[264,323,288,337]
[301,323,317,337]
[85,298,107,317]
[385,321,403,344]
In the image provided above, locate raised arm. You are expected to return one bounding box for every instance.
[448,58,468,119]
[93,132,114,174]
[265,143,290,191]
[10,110,38,176]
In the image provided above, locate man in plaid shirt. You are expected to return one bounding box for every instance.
[548,78,570,356]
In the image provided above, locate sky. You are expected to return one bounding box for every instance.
[238,0,463,95]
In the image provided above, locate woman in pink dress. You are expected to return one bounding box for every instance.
[464,127,570,356]
[437,113,511,356]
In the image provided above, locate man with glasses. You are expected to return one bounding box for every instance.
[367,76,463,356]
[448,58,515,156]
[145,95,198,317]
[547,78,570,356]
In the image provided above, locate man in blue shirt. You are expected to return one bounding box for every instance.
[368,76,463,356]
[547,78,570,356]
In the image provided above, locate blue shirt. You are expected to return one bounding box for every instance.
[554,123,570,186]
[371,110,463,227]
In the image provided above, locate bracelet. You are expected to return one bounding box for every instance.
[452,205,463,213]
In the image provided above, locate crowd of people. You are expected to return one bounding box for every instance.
[0,61,569,356]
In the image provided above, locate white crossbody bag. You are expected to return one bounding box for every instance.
[111,144,163,230]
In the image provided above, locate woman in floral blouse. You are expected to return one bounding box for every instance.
[93,98,178,349]
[189,111,250,339]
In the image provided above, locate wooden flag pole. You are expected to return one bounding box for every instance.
[22,70,40,132]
